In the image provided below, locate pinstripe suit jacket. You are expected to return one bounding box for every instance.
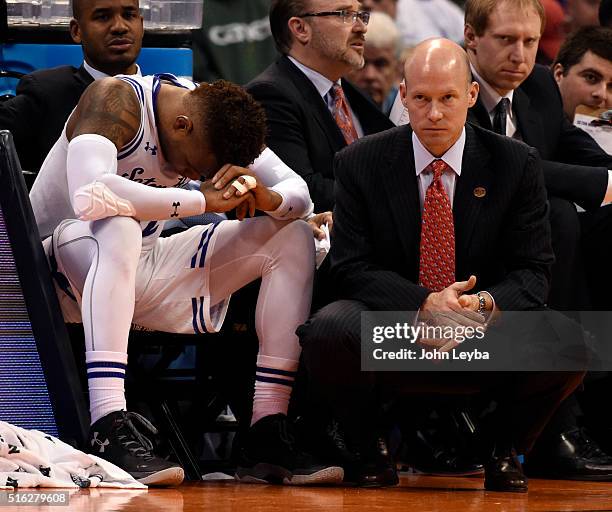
[329,123,554,312]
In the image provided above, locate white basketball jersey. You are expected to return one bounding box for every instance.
[30,73,196,246]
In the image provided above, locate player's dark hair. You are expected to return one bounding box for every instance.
[187,80,266,169]
[553,26,612,75]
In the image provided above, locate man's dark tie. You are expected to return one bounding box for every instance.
[493,97,510,136]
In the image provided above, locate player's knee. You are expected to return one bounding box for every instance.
[279,219,315,260]
[93,216,142,260]
[288,218,313,241]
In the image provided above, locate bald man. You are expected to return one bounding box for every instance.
[298,39,584,491]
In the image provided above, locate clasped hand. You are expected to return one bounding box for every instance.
[418,275,488,353]
[200,164,282,220]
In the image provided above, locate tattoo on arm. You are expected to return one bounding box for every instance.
[66,78,141,149]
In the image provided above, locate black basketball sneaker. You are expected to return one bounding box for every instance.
[235,413,344,485]
[88,410,184,486]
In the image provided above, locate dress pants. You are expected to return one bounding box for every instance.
[298,299,585,455]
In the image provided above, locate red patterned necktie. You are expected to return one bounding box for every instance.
[330,83,358,145]
[419,159,456,291]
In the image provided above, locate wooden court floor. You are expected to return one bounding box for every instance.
[3,474,612,511]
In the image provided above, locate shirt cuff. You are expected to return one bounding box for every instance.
[265,184,315,219]
[264,188,292,218]
[602,170,612,206]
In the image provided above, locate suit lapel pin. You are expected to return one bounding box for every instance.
[473,187,486,198]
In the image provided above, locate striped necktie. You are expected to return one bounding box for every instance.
[329,83,358,145]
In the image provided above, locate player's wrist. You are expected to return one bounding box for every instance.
[262,189,283,212]
[198,190,207,214]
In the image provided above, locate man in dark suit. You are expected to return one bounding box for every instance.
[552,26,612,123]
[464,0,612,310]
[0,0,143,172]
[246,0,394,213]
[463,0,612,479]
[298,38,584,491]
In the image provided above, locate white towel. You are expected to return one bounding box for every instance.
[0,421,146,489]
[314,223,331,269]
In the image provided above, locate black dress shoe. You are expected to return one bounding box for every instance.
[344,435,399,488]
[301,419,399,487]
[484,449,528,493]
[316,418,398,487]
[526,428,612,481]
[406,429,484,476]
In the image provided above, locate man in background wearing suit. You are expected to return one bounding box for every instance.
[246,0,394,213]
[552,26,612,123]
[246,0,396,474]
[298,38,583,491]
[463,0,612,479]
[464,0,612,310]
[0,0,143,172]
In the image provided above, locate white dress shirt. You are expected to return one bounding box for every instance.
[413,128,465,209]
[470,65,517,139]
[287,56,364,138]
[83,60,142,80]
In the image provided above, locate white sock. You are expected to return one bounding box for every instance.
[251,355,298,426]
[86,351,128,425]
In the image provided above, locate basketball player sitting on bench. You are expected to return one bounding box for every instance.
[29,74,343,487]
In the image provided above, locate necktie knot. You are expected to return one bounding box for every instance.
[331,83,344,103]
[429,159,449,182]
[496,97,510,115]
[493,97,511,136]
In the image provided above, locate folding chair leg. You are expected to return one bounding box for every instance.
[156,401,203,481]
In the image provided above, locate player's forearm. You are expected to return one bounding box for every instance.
[267,177,314,219]
[249,147,314,219]
[67,134,205,222]
[88,173,206,221]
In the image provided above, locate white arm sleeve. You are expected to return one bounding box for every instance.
[66,134,119,204]
[248,147,315,220]
[67,134,206,221]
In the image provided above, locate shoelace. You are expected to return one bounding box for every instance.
[116,412,159,459]
[326,420,348,451]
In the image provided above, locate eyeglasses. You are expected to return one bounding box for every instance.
[298,10,371,26]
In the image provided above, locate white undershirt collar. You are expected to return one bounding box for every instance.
[83,60,142,81]
[413,127,466,177]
